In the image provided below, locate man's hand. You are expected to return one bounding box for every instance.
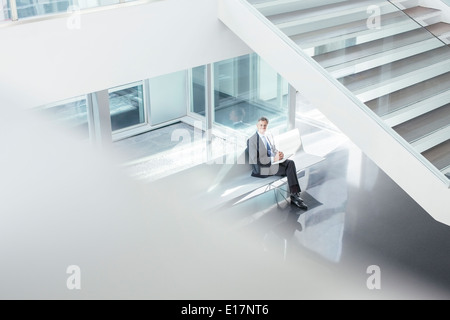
[274,151,284,162]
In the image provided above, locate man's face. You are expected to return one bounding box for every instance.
[257,120,268,135]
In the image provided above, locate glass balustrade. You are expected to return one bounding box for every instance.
[212,53,289,134]
[247,0,450,181]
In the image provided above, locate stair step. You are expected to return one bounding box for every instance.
[271,0,396,36]
[268,0,387,23]
[292,12,420,55]
[427,22,450,37]
[403,6,442,25]
[427,22,450,44]
[356,61,450,102]
[313,28,433,69]
[390,0,420,10]
[393,104,450,143]
[422,139,450,172]
[404,6,441,18]
[327,38,443,78]
[253,0,348,17]
[366,72,450,117]
[411,126,450,153]
[411,125,450,153]
[339,46,450,102]
[383,89,450,127]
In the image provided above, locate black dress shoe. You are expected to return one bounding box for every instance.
[290,193,308,210]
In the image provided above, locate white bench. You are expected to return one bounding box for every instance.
[189,128,325,211]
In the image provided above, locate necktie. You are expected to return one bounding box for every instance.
[262,136,272,157]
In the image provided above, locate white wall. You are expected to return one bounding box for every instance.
[0,0,251,109]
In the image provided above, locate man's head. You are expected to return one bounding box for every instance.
[256,117,269,135]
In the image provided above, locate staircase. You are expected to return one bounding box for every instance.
[392,0,450,44]
[246,0,450,179]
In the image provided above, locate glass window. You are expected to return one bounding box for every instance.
[213,54,288,133]
[16,0,70,19]
[0,0,10,21]
[256,55,289,112]
[14,0,121,20]
[190,65,206,117]
[149,70,187,126]
[213,55,250,131]
[34,95,89,139]
[109,82,145,132]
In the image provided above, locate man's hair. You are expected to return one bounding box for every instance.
[257,116,269,124]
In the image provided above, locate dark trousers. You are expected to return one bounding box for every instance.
[275,159,301,194]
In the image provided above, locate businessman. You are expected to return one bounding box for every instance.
[247,117,307,210]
